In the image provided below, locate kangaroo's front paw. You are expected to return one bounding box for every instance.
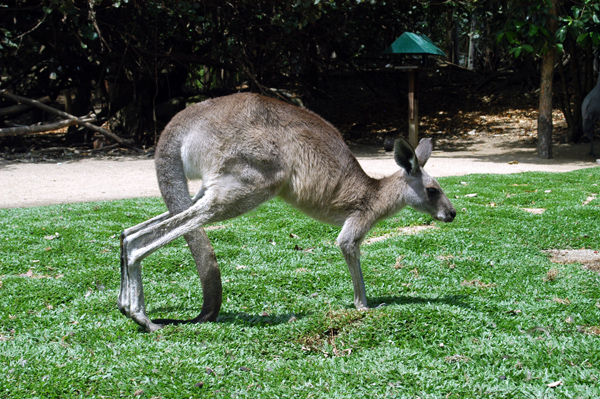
[355,304,370,311]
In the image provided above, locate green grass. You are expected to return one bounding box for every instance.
[1,167,599,398]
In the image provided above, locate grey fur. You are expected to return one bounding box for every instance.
[582,77,600,156]
[118,93,456,332]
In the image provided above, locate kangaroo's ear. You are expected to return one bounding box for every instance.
[415,138,433,167]
[394,138,419,175]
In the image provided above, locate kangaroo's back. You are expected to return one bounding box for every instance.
[157,93,358,172]
[155,93,373,224]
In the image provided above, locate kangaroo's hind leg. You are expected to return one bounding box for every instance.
[120,182,278,331]
[119,187,222,327]
[119,160,284,332]
[151,143,224,326]
[152,187,223,326]
[118,211,171,326]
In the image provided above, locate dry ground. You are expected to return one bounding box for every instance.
[1,76,599,209]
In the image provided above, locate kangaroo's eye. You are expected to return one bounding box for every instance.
[426,187,439,197]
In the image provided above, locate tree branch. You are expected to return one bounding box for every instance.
[0,116,96,137]
[0,90,136,148]
[0,96,51,118]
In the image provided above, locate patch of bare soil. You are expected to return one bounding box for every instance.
[364,225,437,245]
[521,208,546,214]
[544,249,600,273]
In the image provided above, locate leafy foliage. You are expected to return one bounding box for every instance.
[1,1,441,142]
[1,1,599,149]
[498,0,600,57]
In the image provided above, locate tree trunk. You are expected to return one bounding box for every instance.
[445,12,454,63]
[538,50,556,158]
[537,0,558,159]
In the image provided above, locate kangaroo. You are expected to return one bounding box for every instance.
[119,93,456,332]
[582,75,600,156]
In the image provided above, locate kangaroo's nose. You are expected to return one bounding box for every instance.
[446,209,457,222]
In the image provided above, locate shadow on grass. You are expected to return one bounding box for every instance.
[217,311,312,326]
[147,307,311,327]
[367,294,471,310]
[145,294,470,330]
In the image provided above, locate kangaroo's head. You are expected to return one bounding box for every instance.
[394,138,456,223]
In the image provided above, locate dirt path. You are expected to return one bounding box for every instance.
[0,134,597,209]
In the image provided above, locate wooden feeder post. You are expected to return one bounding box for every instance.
[383,32,445,149]
[407,69,419,148]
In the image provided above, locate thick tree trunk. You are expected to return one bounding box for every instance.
[538,49,555,158]
[537,0,558,159]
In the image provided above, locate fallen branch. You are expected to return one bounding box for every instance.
[0,116,96,137]
[30,146,79,153]
[0,90,137,149]
[0,96,51,118]
[28,143,120,153]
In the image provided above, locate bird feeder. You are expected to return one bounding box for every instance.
[384,32,445,148]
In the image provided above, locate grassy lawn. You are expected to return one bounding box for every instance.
[1,167,599,398]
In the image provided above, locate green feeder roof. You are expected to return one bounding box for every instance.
[384,32,445,56]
